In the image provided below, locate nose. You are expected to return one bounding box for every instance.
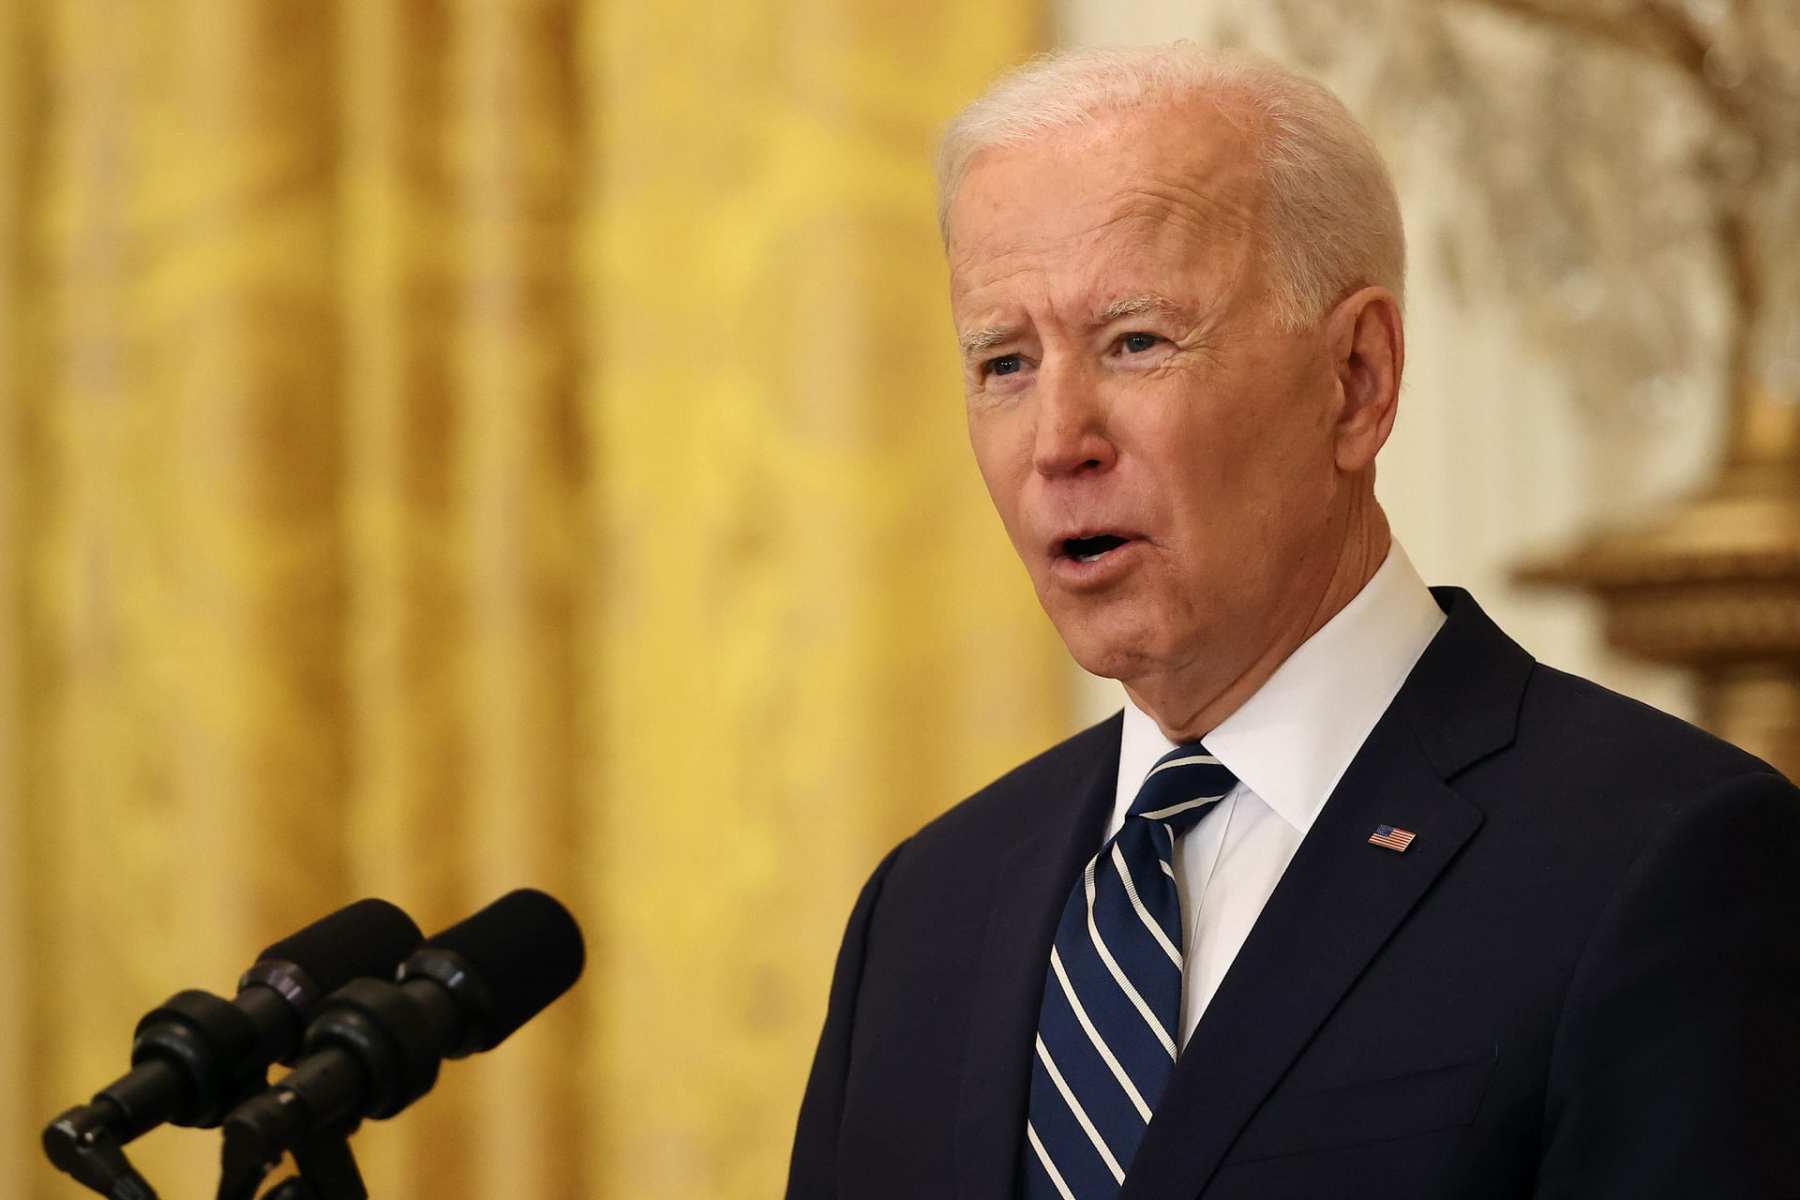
[1032,357,1115,478]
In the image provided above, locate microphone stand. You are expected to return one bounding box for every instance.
[48,1099,368,1200]
[218,1122,367,1200]
[269,1130,368,1200]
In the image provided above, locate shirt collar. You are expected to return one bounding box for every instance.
[1112,540,1446,837]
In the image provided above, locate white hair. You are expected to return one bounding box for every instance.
[936,44,1406,330]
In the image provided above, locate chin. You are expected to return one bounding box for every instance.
[1043,582,1222,686]
[1052,611,1170,683]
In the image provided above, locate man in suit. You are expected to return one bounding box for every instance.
[786,44,1800,1199]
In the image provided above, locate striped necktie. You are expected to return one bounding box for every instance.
[1022,743,1237,1199]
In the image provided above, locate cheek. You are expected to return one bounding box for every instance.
[1202,367,1335,487]
[1153,401,1330,562]
[967,411,1033,528]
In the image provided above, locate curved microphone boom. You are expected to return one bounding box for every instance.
[218,889,586,1199]
[42,898,424,1200]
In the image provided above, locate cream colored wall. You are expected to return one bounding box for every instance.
[1058,2,1722,728]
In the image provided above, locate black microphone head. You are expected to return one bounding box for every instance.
[415,888,585,1050]
[251,898,424,996]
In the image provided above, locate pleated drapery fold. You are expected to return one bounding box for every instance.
[0,3,1056,1198]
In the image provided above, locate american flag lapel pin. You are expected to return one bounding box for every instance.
[1368,824,1416,853]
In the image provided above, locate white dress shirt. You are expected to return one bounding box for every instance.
[1104,540,1446,1048]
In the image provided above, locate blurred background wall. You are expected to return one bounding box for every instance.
[2,1,1793,1198]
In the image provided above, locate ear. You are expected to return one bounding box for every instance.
[1325,286,1404,473]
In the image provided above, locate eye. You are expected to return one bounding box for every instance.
[1118,332,1161,354]
[985,353,1024,378]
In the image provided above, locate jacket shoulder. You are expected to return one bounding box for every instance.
[1514,662,1783,790]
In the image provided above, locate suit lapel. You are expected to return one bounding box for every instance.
[954,715,1121,1200]
[1120,717,1482,1198]
[1121,588,1531,1199]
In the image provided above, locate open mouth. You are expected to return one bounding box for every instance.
[1061,533,1131,563]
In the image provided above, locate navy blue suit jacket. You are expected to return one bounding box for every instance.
[786,589,1800,1198]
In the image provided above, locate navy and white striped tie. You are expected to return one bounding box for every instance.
[1022,743,1237,1198]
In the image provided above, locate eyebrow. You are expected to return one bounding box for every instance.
[1097,293,1182,324]
[958,326,1017,358]
[957,293,1185,359]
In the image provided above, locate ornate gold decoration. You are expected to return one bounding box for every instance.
[1483,1,1800,780]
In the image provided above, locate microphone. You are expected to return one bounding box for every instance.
[43,898,423,1196]
[218,889,585,1191]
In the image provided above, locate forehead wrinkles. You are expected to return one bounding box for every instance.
[948,106,1271,328]
[1117,163,1261,247]
[951,178,1260,329]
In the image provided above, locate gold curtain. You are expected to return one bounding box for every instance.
[0,3,1059,1198]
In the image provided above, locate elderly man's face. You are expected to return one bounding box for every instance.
[947,100,1351,688]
